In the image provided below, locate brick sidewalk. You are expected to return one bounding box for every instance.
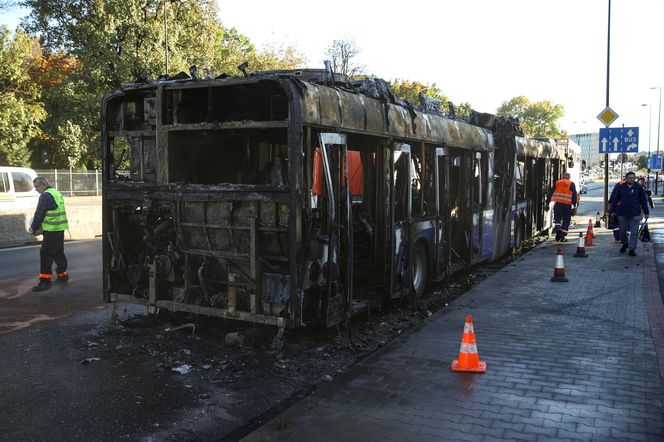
[243,222,664,441]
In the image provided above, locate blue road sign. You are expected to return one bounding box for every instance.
[598,127,639,153]
[649,154,663,171]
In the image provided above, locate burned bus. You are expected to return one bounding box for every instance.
[101,69,572,329]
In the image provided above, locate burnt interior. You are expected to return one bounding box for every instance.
[102,78,568,329]
[168,129,288,186]
[163,81,288,125]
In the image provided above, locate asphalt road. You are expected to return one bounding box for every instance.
[0,239,105,335]
[0,239,200,442]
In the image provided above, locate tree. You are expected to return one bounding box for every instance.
[636,155,648,170]
[0,0,16,12]
[496,96,566,138]
[325,38,364,79]
[389,79,471,117]
[0,26,46,166]
[21,1,308,167]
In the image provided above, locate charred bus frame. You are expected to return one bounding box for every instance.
[101,70,570,329]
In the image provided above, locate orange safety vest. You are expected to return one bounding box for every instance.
[551,179,573,205]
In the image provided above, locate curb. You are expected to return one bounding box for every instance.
[643,241,664,381]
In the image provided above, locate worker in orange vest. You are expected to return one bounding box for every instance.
[546,172,578,242]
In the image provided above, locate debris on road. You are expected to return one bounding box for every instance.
[165,323,196,334]
[224,332,245,346]
[171,364,193,374]
[80,357,101,365]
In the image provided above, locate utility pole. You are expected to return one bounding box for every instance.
[603,0,611,221]
[642,103,651,188]
[652,86,662,195]
[164,1,169,75]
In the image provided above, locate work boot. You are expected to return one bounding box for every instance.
[560,236,568,242]
[55,272,69,284]
[629,249,637,256]
[620,244,628,253]
[555,232,561,242]
[32,280,51,292]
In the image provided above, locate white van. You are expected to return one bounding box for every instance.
[0,166,40,210]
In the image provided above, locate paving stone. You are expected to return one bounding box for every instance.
[242,226,664,442]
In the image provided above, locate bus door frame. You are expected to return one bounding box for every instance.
[318,132,352,325]
[388,143,412,297]
[447,148,473,268]
[470,151,483,261]
[434,147,449,280]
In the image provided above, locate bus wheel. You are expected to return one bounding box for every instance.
[515,218,523,250]
[411,242,428,298]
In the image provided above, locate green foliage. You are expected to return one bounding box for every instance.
[496,96,566,138]
[0,26,46,166]
[55,120,84,167]
[636,155,648,169]
[389,79,471,117]
[19,0,307,168]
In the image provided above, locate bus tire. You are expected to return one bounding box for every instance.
[515,216,523,249]
[411,241,428,298]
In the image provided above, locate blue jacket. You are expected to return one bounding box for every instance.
[31,188,57,231]
[610,182,649,217]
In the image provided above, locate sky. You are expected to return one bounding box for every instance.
[3,0,664,151]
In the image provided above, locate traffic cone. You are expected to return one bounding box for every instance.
[585,219,595,246]
[573,233,588,258]
[451,315,486,373]
[594,212,601,228]
[551,248,568,282]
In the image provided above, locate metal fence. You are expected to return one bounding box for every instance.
[35,169,101,197]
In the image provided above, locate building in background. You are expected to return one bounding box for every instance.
[569,133,602,168]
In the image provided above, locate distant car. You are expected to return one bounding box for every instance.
[579,183,588,194]
[0,166,39,210]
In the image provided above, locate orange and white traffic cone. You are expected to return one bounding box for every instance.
[451,315,486,373]
[585,220,595,246]
[595,212,601,228]
[586,219,595,239]
[573,233,588,258]
[551,248,568,282]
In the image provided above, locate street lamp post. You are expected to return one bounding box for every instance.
[642,103,652,187]
[652,87,662,194]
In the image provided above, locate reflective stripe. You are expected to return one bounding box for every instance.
[459,343,478,354]
[43,219,69,226]
[46,211,66,217]
[551,179,574,204]
[463,323,474,334]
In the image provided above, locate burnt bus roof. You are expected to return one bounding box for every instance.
[104,70,497,151]
[515,136,566,160]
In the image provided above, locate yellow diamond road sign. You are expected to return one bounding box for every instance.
[597,106,619,127]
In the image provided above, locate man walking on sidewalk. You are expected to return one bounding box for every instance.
[30,176,69,291]
[547,172,577,242]
[610,171,649,256]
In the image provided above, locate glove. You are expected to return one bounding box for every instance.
[571,207,577,216]
[544,204,550,211]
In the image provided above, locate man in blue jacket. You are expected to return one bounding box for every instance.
[610,171,649,256]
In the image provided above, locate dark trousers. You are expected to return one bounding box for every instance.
[40,230,67,279]
[553,203,572,237]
